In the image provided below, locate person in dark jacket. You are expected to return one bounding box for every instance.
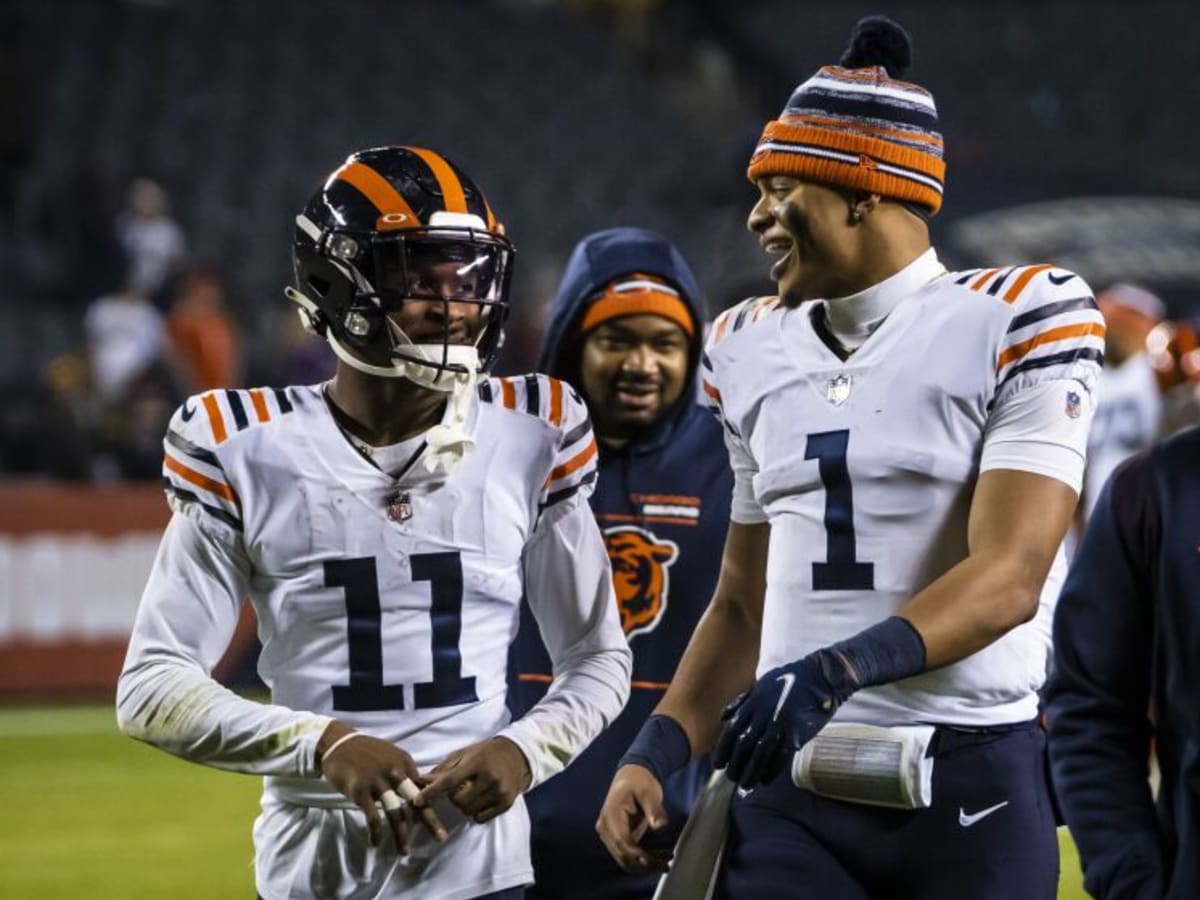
[1046,424,1200,900]
[509,227,732,900]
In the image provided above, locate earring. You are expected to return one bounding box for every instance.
[849,209,863,224]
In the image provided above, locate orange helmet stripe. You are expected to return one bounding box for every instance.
[332,161,421,225]
[407,147,468,214]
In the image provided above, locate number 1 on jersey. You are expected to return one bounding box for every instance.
[327,553,478,712]
[806,430,874,590]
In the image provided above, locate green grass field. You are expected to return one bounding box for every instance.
[0,704,1091,898]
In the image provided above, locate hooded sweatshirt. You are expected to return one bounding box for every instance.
[509,228,733,900]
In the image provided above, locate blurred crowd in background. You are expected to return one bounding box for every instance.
[0,0,1197,509]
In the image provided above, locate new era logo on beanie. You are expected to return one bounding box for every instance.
[747,17,946,216]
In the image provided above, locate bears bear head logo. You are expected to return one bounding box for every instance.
[604,526,680,639]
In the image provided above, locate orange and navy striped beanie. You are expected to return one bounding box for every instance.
[747,17,946,216]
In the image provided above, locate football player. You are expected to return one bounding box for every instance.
[597,17,1103,899]
[117,146,632,900]
[508,227,732,899]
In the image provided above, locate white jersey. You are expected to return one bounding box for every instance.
[1084,351,1161,517]
[118,376,631,900]
[702,251,1103,727]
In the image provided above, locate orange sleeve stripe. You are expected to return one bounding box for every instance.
[408,147,468,214]
[998,321,1106,369]
[201,393,228,444]
[500,377,517,410]
[163,454,239,505]
[517,673,553,684]
[970,268,1000,291]
[548,377,563,427]
[701,379,723,404]
[548,437,597,482]
[713,310,731,343]
[1002,264,1054,304]
[248,389,271,423]
[333,161,420,224]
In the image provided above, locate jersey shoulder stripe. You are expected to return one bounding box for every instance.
[950,264,1059,305]
[478,374,568,428]
[194,387,296,445]
[538,383,598,512]
[991,267,1104,404]
[708,296,779,348]
[161,388,297,530]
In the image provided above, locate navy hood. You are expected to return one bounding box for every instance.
[537,228,707,441]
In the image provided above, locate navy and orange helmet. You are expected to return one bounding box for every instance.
[288,146,514,381]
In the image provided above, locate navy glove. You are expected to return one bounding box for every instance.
[713,651,848,788]
[713,617,927,789]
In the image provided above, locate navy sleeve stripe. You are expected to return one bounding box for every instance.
[164,482,243,530]
[225,390,248,431]
[1007,296,1099,333]
[995,347,1104,393]
[701,351,713,372]
[539,469,599,511]
[165,429,222,469]
[273,387,294,414]
[954,269,981,285]
[986,266,1018,296]
[559,417,592,450]
[524,374,541,417]
[478,380,494,403]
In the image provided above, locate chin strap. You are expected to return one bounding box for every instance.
[285,284,482,473]
[422,372,477,476]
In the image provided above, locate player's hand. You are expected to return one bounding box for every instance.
[415,736,532,824]
[712,653,845,789]
[317,721,449,852]
[596,763,673,874]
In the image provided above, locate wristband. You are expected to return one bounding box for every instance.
[817,615,928,702]
[618,714,692,783]
[319,731,365,766]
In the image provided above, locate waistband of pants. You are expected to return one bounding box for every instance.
[924,718,1041,757]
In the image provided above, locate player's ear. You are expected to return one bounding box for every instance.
[849,192,880,225]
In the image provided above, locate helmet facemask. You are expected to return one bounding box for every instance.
[289,211,513,390]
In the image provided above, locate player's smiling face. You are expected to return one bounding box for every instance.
[580,314,690,442]
[748,176,863,306]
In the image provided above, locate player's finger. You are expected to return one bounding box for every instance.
[380,790,410,855]
[414,767,471,806]
[635,784,669,832]
[457,782,500,817]
[427,750,467,776]
[712,718,738,770]
[353,789,382,847]
[596,802,645,871]
[727,726,761,788]
[742,727,780,788]
[471,797,512,824]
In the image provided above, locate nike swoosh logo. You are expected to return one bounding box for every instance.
[958,800,1009,827]
[772,673,796,721]
[181,401,197,422]
[1047,272,1076,285]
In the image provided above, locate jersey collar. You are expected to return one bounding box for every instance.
[822,248,945,348]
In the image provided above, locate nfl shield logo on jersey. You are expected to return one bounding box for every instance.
[385,491,413,523]
[826,374,852,406]
[1065,390,1081,419]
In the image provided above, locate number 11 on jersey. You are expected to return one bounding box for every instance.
[326,553,479,712]
[805,430,874,590]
